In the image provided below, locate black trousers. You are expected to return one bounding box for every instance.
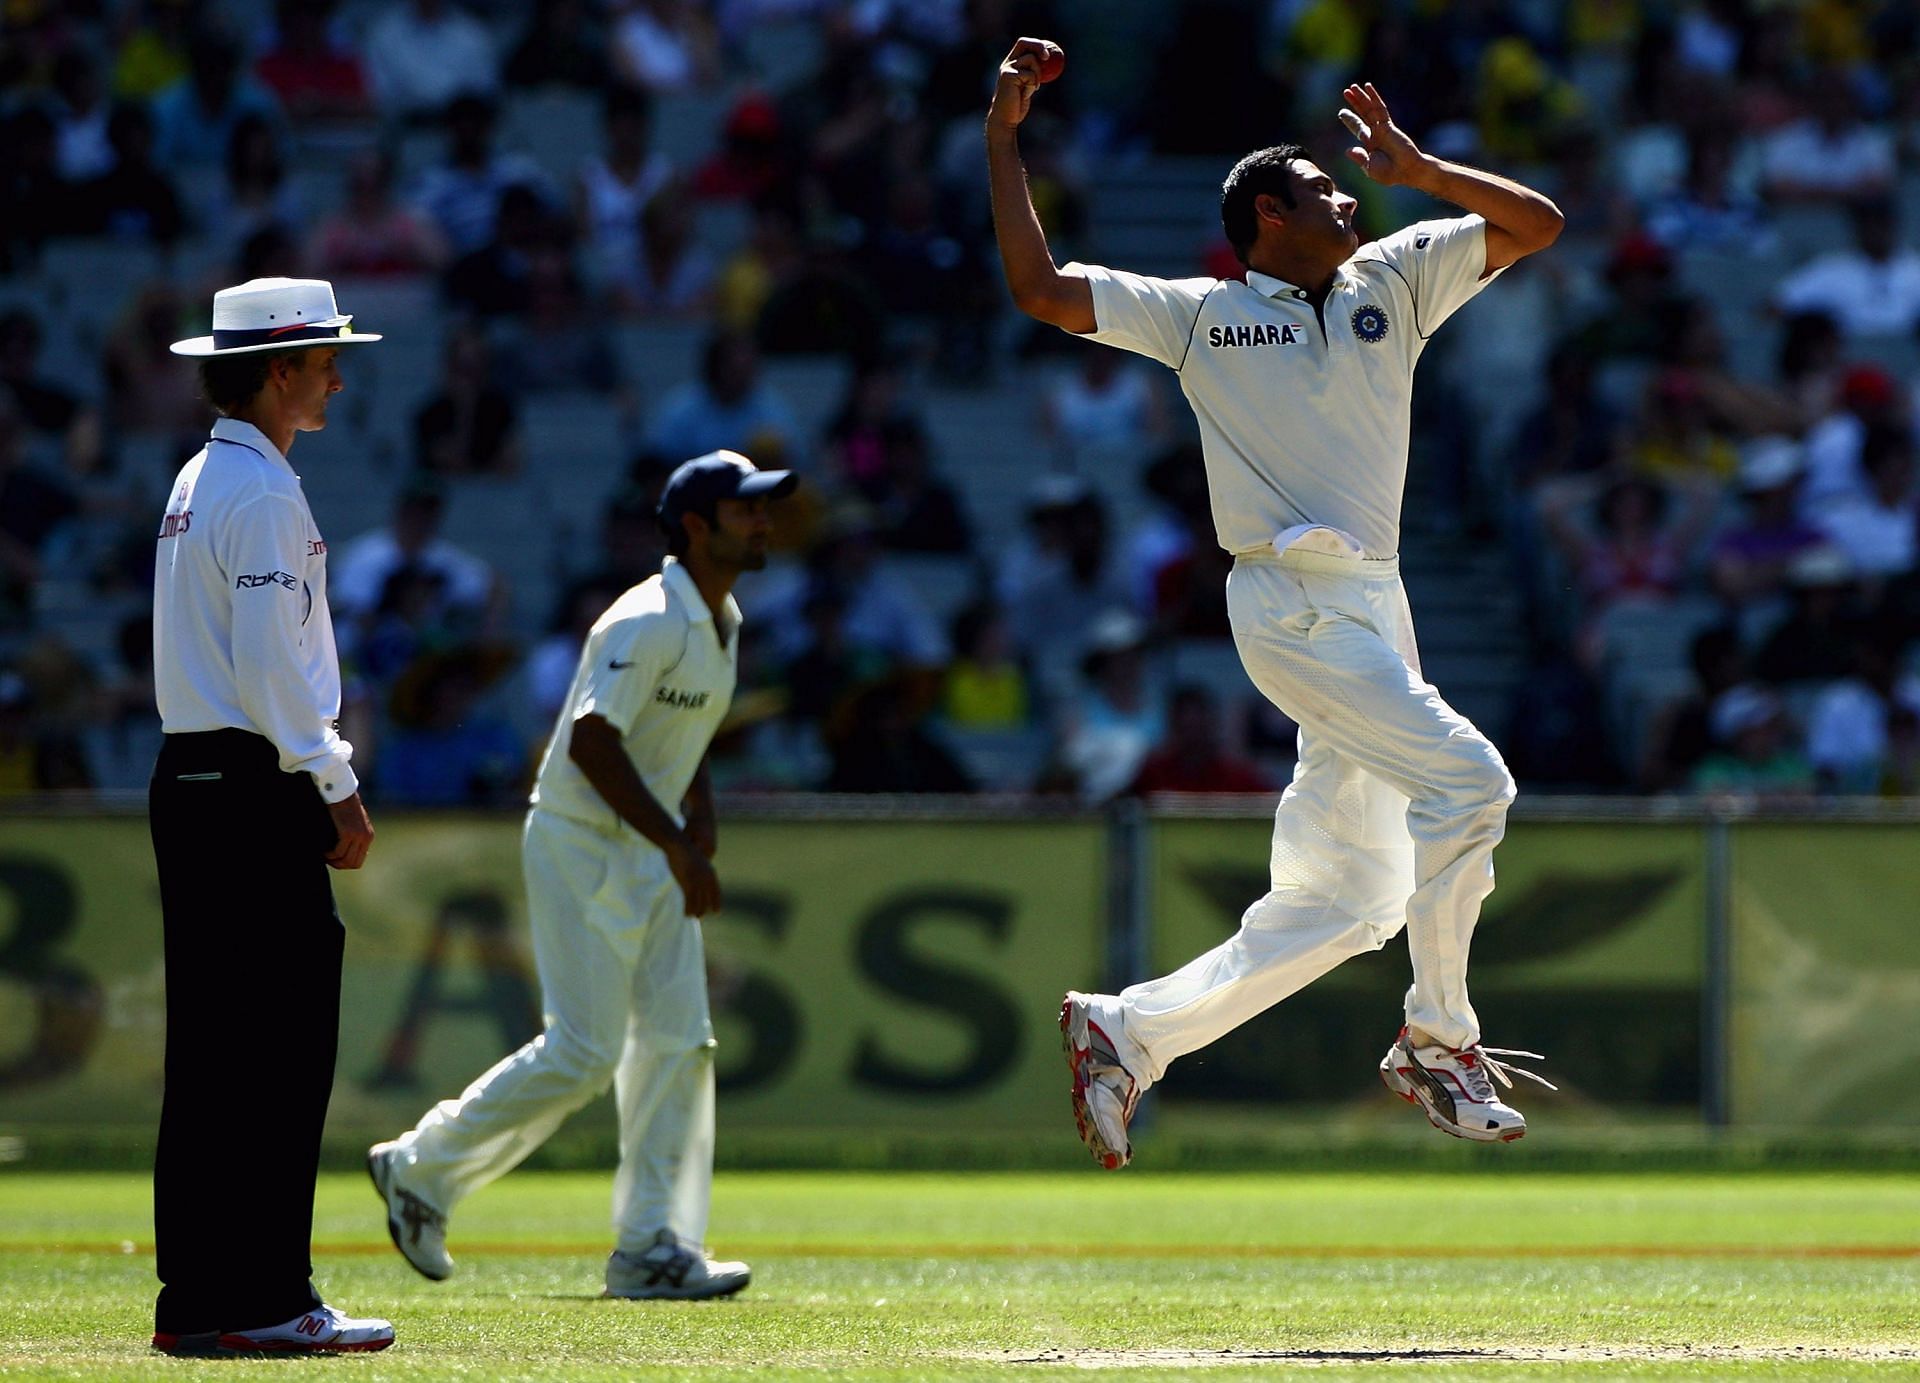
[149,729,344,1335]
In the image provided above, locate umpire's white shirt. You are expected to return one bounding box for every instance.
[1067,215,1501,558]
[153,417,357,801]
[531,558,739,833]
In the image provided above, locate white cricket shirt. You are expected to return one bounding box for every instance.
[1067,215,1502,558]
[531,558,739,833]
[153,418,357,801]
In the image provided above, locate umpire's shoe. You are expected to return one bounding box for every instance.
[368,1141,454,1280]
[604,1230,751,1300]
[153,1303,395,1354]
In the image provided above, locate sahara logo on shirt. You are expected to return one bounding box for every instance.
[1351,304,1390,343]
[1206,323,1302,348]
[654,685,712,710]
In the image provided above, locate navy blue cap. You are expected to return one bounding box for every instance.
[657,450,797,530]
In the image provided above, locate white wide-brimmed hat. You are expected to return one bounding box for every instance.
[169,277,384,357]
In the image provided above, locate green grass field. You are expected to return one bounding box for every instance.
[2,1169,1917,1380]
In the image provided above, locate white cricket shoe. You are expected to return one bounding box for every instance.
[153,1304,395,1354]
[368,1140,454,1280]
[605,1230,752,1300]
[1060,991,1140,1170]
[1378,1027,1555,1143]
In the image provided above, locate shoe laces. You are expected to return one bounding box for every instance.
[1454,1044,1557,1101]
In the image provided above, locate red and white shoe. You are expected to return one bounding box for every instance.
[1060,992,1140,1169]
[1379,1027,1554,1143]
[152,1304,395,1354]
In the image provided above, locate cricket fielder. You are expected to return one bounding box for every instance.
[987,43,1563,1165]
[370,451,794,1296]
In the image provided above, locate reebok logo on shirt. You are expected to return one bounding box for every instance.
[654,685,711,710]
[1207,323,1301,348]
[235,571,298,590]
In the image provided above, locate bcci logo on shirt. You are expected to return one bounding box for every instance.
[1351,304,1389,343]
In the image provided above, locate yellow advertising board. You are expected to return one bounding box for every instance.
[0,814,1108,1137]
[1144,818,1708,1109]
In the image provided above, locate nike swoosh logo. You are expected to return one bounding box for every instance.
[609,659,635,670]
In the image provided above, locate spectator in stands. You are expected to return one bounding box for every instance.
[495,247,622,393]
[1543,472,1718,667]
[1567,232,1689,365]
[1054,609,1162,802]
[151,26,280,167]
[1773,309,1844,433]
[1807,633,1920,794]
[1773,198,1920,341]
[112,0,195,103]
[582,472,672,591]
[823,675,972,794]
[1690,683,1814,798]
[101,284,206,441]
[1642,624,1748,793]
[1627,365,1740,483]
[999,478,1132,696]
[443,184,559,318]
[329,476,499,628]
[74,102,185,247]
[254,0,371,124]
[777,504,947,668]
[0,667,91,793]
[824,364,914,499]
[1758,74,1895,205]
[213,113,301,256]
[1124,444,1206,614]
[414,93,549,256]
[379,644,524,806]
[505,0,612,90]
[413,322,522,476]
[615,182,716,316]
[1128,683,1272,796]
[528,574,624,721]
[576,85,673,291]
[941,602,1028,731]
[1040,337,1168,463]
[367,0,497,123]
[644,330,802,465]
[50,48,115,183]
[1708,437,1826,614]
[352,563,458,686]
[0,107,66,270]
[690,92,789,204]
[713,194,804,333]
[310,149,446,279]
[870,418,970,554]
[609,0,719,94]
[781,587,880,727]
[1753,544,1868,686]
[1813,424,1918,583]
[1642,127,1772,256]
[0,309,102,473]
[0,397,79,625]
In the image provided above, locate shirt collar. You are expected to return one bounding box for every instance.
[661,556,744,633]
[1244,264,1355,300]
[209,417,294,475]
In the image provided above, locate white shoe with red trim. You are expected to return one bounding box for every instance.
[1378,1027,1554,1143]
[1060,991,1140,1170]
[153,1304,395,1354]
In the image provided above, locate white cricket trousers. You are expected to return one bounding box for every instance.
[1115,541,1515,1086]
[389,807,717,1255]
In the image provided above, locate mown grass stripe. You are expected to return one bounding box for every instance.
[8,1240,1918,1260]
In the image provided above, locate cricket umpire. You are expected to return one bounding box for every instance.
[149,277,392,1353]
[988,44,1565,1166]
[370,450,793,1300]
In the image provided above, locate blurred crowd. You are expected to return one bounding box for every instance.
[3,0,1920,806]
